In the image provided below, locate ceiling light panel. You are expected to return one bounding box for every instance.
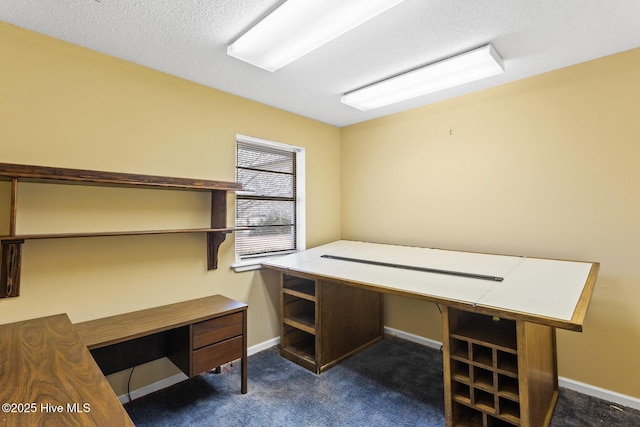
[227,0,406,72]
[341,44,505,111]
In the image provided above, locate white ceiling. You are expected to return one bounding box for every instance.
[2,0,639,127]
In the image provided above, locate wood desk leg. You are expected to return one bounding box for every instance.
[241,310,248,394]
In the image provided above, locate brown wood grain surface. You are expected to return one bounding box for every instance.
[0,314,133,427]
[0,162,242,192]
[74,294,247,349]
[0,227,237,242]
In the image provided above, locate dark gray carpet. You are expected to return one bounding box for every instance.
[124,338,640,426]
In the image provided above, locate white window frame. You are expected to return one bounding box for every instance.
[231,134,305,272]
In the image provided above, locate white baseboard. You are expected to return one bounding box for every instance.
[120,330,640,412]
[118,372,187,404]
[248,336,280,356]
[383,326,442,351]
[558,377,640,411]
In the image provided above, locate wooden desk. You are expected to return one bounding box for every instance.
[0,295,247,427]
[262,240,599,427]
[74,295,248,394]
[0,314,134,427]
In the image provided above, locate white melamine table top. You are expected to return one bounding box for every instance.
[262,240,599,331]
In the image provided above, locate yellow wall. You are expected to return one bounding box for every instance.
[0,22,341,392]
[340,48,640,398]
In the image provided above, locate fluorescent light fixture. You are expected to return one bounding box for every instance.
[227,0,406,72]
[341,44,505,111]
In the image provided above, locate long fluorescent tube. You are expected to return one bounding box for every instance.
[228,0,406,72]
[341,44,505,111]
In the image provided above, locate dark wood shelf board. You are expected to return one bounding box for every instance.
[0,162,242,192]
[0,228,245,241]
[281,345,315,363]
[282,287,317,301]
[283,317,316,335]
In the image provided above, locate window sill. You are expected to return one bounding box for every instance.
[231,253,294,273]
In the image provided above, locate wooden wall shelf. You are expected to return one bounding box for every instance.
[0,227,239,241]
[0,163,243,298]
[0,162,242,191]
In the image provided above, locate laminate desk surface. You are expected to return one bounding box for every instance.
[74,294,247,349]
[0,314,134,427]
[262,240,599,331]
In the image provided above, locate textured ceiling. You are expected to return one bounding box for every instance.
[2,0,639,127]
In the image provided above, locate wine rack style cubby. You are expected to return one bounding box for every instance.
[443,307,558,427]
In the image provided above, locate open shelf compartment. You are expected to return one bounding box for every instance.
[444,306,559,427]
[282,275,317,300]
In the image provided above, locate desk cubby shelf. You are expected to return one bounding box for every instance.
[281,275,318,371]
[280,272,383,374]
[444,307,558,427]
[0,162,243,298]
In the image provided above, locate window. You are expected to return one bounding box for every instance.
[233,135,305,272]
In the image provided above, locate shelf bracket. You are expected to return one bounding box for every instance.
[207,190,229,270]
[206,232,227,270]
[1,240,24,298]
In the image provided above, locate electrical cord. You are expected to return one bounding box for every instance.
[127,366,136,402]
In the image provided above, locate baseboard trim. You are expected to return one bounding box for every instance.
[558,377,640,411]
[118,372,188,404]
[248,336,280,356]
[383,326,442,350]
[119,330,640,412]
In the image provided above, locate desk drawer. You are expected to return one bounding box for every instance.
[192,336,243,375]
[193,312,243,350]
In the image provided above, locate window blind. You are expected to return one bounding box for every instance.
[236,141,297,257]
